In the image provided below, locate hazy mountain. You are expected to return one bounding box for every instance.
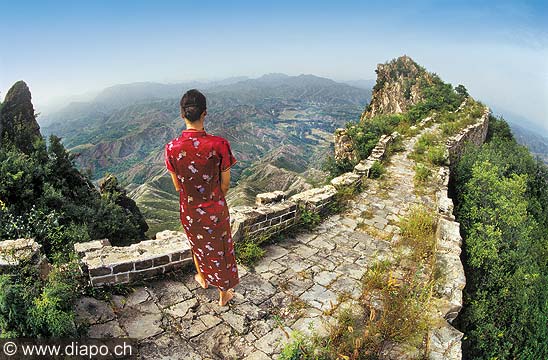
[42,74,371,235]
[341,79,376,90]
[508,122,548,164]
[38,77,249,127]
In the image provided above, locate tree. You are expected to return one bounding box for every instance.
[455,84,469,97]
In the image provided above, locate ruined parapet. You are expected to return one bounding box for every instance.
[255,190,285,206]
[446,107,490,170]
[0,238,51,279]
[334,128,358,164]
[353,131,400,177]
[429,107,490,360]
[74,230,192,287]
[230,201,299,243]
[289,185,338,215]
[330,172,361,192]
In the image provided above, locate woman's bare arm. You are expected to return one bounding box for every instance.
[169,171,181,192]
[220,168,231,196]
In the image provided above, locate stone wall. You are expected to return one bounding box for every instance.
[74,131,399,287]
[428,107,490,360]
[74,231,193,287]
[446,107,490,171]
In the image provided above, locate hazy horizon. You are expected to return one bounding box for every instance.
[1,0,547,131]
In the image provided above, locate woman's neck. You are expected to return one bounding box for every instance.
[184,121,205,131]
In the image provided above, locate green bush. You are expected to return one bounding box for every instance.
[0,135,148,260]
[234,239,266,267]
[426,145,446,166]
[453,117,548,359]
[321,155,354,179]
[413,163,431,184]
[0,261,82,338]
[369,160,385,179]
[298,205,321,230]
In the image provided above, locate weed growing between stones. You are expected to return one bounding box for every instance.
[413,163,431,185]
[369,161,385,179]
[327,186,357,214]
[298,204,322,230]
[398,205,437,262]
[234,236,266,267]
[280,205,439,359]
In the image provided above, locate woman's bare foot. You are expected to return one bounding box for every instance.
[194,273,208,289]
[218,289,235,306]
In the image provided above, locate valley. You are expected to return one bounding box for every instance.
[42,74,371,236]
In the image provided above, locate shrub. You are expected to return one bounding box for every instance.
[399,206,437,261]
[321,155,354,179]
[453,117,548,359]
[369,161,385,179]
[298,205,321,230]
[426,145,447,166]
[0,260,81,338]
[414,163,431,184]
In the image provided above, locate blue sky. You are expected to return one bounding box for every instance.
[1,0,547,131]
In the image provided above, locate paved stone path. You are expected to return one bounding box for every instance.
[75,128,440,359]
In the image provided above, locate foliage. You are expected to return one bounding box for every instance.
[0,260,83,338]
[455,84,469,97]
[234,239,266,267]
[279,330,313,360]
[406,74,465,123]
[399,205,437,261]
[321,155,354,179]
[369,160,385,179]
[298,205,321,230]
[413,163,431,184]
[0,134,149,260]
[346,114,404,161]
[453,117,548,359]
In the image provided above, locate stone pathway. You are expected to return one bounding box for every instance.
[75,128,441,359]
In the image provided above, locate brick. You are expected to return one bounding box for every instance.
[115,273,130,284]
[163,259,192,273]
[281,211,296,222]
[153,255,170,267]
[171,252,181,262]
[112,262,134,274]
[135,259,153,270]
[89,266,112,277]
[91,275,116,286]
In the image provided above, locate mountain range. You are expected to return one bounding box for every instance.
[41,74,371,235]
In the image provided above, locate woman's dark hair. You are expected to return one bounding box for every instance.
[180,89,207,122]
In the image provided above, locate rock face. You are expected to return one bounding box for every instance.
[334,128,359,163]
[361,55,433,120]
[0,81,42,154]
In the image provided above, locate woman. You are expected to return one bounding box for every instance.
[164,89,239,306]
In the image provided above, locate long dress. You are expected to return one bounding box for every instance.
[164,129,239,291]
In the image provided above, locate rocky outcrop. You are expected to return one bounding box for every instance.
[0,81,42,154]
[334,128,359,163]
[361,55,433,120]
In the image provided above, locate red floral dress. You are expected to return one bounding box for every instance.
[164,129,239,291]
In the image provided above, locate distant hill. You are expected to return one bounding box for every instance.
[42,74,371,235]
[508,122,548,164]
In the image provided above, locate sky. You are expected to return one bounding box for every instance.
[1,0,547,131]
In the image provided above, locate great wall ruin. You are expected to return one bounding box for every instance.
[0,104,490,359]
